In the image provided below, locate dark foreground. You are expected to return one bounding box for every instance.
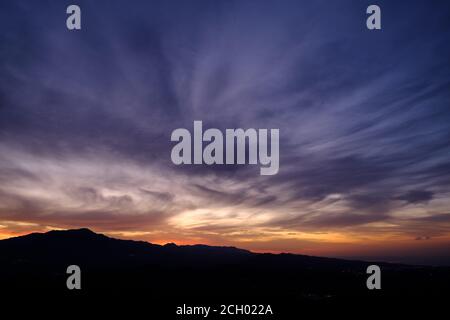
[1,229,448,318]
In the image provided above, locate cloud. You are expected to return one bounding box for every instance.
[395,190,434,204]
[0,0,449,258]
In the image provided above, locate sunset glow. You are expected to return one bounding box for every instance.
[1,0,449,266]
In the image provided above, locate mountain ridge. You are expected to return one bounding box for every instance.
[1,227,448,312]
[0,227,382,266]
[0,227,253,255]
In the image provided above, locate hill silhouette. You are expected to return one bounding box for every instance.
[0,228,254,270]
[0,228,448,317]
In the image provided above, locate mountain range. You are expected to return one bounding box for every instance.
[0,228,448,316]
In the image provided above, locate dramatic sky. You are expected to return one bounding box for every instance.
[1,0,449,265]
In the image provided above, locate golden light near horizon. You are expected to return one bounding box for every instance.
[0,143,449,260]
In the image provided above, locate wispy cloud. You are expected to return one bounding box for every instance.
[0,0,449,263]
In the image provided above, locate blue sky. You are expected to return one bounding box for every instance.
[0,0,449,264]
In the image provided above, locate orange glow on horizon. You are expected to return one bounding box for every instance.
[1,221,449,263]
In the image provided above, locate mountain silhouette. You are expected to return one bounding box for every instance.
[1,229,448,317]
[0,228,253,267]
[0,228,398,273]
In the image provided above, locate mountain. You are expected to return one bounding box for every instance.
[0,229,448,316]
[0,228,252,267]
[0,227,394,275]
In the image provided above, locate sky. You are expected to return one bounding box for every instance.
[0,0,449,265]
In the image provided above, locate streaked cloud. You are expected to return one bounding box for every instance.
[0,0,449,263]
